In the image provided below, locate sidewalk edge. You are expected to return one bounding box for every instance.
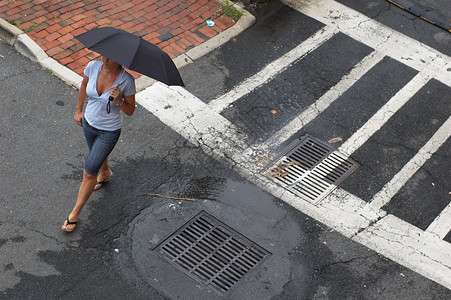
[136,1,256,91]
[0,3,255,92]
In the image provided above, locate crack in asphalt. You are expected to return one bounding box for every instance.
[364,225,451,271]
[352,215,385,238]
[0,68,37,82]
[314,253,378,273]
[3,221,68,248]
[419,164,449,191]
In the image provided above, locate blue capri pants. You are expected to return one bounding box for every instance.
[82,118,121,176]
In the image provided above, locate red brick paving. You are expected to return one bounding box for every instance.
[0,0,237,77]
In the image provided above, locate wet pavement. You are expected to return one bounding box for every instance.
[1,30,450,300]
[1,0,451,299]
[337,0,450,56]
[1,36,450,298]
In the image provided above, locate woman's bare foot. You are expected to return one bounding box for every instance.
[94,170,113,191]
[61,215,79,232]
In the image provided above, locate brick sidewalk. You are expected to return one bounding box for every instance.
[0,0,236,77]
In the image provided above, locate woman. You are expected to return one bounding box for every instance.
[62,56,136,232]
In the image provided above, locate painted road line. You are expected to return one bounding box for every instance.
[369,114,451,211]
[353,214,451,290]
[282,0,451,88]
[207,26,337,113]
[264,50,384,149]
[137,84,385,240]
[137,84,451,290]
[426,202,451,239]
[338,72,431,155]
[136,83,249,166]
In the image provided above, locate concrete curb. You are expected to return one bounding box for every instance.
[138,0,256,91]
[0,18,83,88]
[0,2,255,92]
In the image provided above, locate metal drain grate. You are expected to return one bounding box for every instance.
[154,211,271,296]
[266,135,359,204]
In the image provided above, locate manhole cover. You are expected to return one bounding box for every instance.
[154,211,272,296]
[265,135,359,204]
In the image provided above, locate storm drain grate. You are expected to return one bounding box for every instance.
[265,135,359,204]
[154,211,271,296]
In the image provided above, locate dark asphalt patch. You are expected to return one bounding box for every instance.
[336,0,451,56]
[2,249,162,300]
[180,0,325,101]
[221,33,373,145]
[293,56,417,150]
[445,231,451,243]
[342,79,451,201]
[383,136,451,230]
[120,177,305,299]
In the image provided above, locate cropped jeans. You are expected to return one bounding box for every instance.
[82,117,121,176]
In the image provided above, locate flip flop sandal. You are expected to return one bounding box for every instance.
[62,217,78,232]
[94,172,113,191]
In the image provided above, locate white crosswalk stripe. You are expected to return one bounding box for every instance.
[137,0,451,290]
[369,114,451,210]
[265,50,385,149]
[208,26,337,113]
[427,202,451,239]
[282,0,451,87]
[338,72,431,156]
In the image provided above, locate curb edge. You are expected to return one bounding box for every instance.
[0,3,255,92]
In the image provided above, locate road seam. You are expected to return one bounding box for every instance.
[282,0,451,88]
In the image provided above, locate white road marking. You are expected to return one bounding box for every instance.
[137,83,386,239]
[265,50,384,149]
[354,214,451,289]
[427,203,451,239]
[282,0,451,88]
[369,114,451,211]
[207,26,337,113]
[338,72,431,155]
[136,0,451,290]
[137,81,451,290]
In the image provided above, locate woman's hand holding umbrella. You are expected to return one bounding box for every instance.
[109,85,121,103]
[106,85,122,114]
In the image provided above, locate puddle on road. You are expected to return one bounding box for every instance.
[179,176,284,220]
[181,176,226,201]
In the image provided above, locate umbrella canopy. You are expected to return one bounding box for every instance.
[75,27,184,86]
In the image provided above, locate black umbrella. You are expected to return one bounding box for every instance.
[75,27,184,87]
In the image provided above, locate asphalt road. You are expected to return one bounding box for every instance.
[1,0,451,299]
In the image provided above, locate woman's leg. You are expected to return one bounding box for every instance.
[62,119,120,231]
[62,169,97,231]
[94,157,112,190]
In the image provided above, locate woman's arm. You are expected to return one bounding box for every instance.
[119,94,136,116]
[110,86,135,116]
[74,75,89,126]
